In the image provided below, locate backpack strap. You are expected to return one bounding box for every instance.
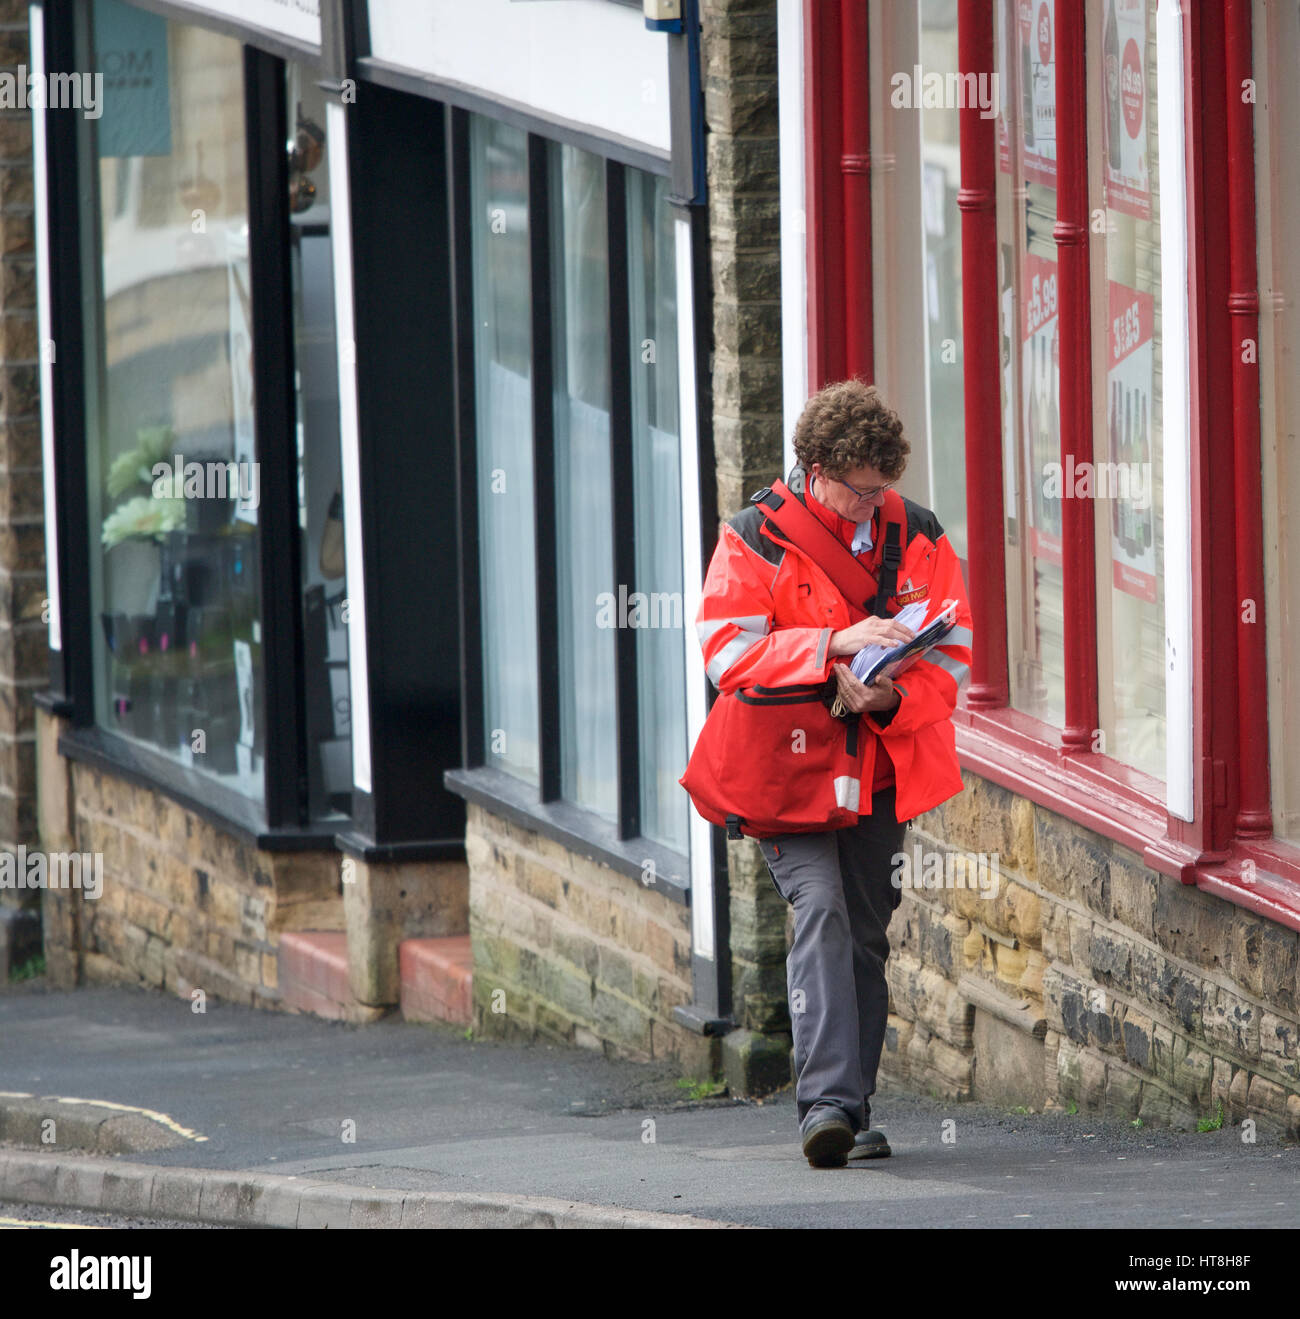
[874,518,903,619]
[751,479,905,619]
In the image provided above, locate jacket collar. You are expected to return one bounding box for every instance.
[789,464,875,552]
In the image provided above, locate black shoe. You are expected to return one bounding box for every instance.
[801,1108,855,1168]
[849,1128,892,1158]
[848,1105,891,1159]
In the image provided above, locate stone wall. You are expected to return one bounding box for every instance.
[341,853,467,1006]
[878,768,1300,1136]
[0,0,43,862]
[701,0,792,1068]
[703,0,783,520]
[38,710,344,1007]
[465,803,714,1073]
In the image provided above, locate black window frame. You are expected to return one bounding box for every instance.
[442,105,692,902]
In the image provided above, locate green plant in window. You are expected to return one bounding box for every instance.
[102,424,186,549]
[101,493,185,549]
[106,424,175,500]
[101,422,187,546]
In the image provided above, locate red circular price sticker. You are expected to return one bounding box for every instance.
[1122,37,1143,139]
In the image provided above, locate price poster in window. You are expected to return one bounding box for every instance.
[1022,252,1061,565]
[999,0,1056,186]
[226,229,258,527]
[1102,0,1151,219]
[1106,280,1158,602]
[1000,245,1019,530]
[234,637,255,778]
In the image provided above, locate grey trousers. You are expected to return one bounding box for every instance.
[757,787,909,1136]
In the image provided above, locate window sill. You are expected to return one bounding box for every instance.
[56,724,341,854]
[443,765,690,906]
[33,690,75,718]
[334,831,467,864]
[954,703,1167,856]
[954,704,1300,935]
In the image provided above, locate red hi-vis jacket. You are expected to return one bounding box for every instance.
[695,467,974,824]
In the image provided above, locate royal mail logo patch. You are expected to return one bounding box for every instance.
[897,585,930,605]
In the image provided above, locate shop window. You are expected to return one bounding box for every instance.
[918,0,967,559]
[867,0,967,560]
[286,63,350,820]
[470,115,539,785]
[550,142,617,819]
[1255,0,1300,841]
[83,3,264,796]
[996,0,1066,728]
[1089,0,1165,780]
[464,113,688,857]
[627,169,688,854]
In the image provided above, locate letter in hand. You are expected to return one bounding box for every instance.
[832,662,900,714]
[830,614,916,658]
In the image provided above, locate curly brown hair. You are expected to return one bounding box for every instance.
[792,379,910,480]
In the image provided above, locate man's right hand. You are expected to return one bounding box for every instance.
[829,615,916,657]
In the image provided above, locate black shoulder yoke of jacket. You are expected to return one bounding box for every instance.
[900,495,945,549]
[726,479,946,568]
[726,504,785,567]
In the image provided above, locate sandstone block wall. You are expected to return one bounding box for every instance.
[464,803,714,1073]
[38,710,344,1008]
[877,769,1300,1136]
[0,0,44,866]
[701,0,791,1048]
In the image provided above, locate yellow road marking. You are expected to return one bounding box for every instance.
[0,1216,105,1229]
[0,1091,207,1142]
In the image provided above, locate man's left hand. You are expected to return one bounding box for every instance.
[833,662,901,714]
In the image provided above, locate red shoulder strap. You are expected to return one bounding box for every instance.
[751,479,905,619]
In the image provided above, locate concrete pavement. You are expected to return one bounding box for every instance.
[1,979,1297,1229]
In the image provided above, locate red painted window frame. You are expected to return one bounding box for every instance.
[803,0,1300,933]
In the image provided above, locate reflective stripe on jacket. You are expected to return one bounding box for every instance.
[695,467,973,823]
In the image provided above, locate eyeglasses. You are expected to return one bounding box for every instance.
[835,475,896,501]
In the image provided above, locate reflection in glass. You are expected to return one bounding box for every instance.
[996,0,1065,728]
[85,4,263,796]
[919,0,966,559]
[287,62,351,820]
[627,171,687,853]
[1257,0,1300,840]
[550,143,616,819]
[1093,0,1164,778]
[470,114,538,783]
